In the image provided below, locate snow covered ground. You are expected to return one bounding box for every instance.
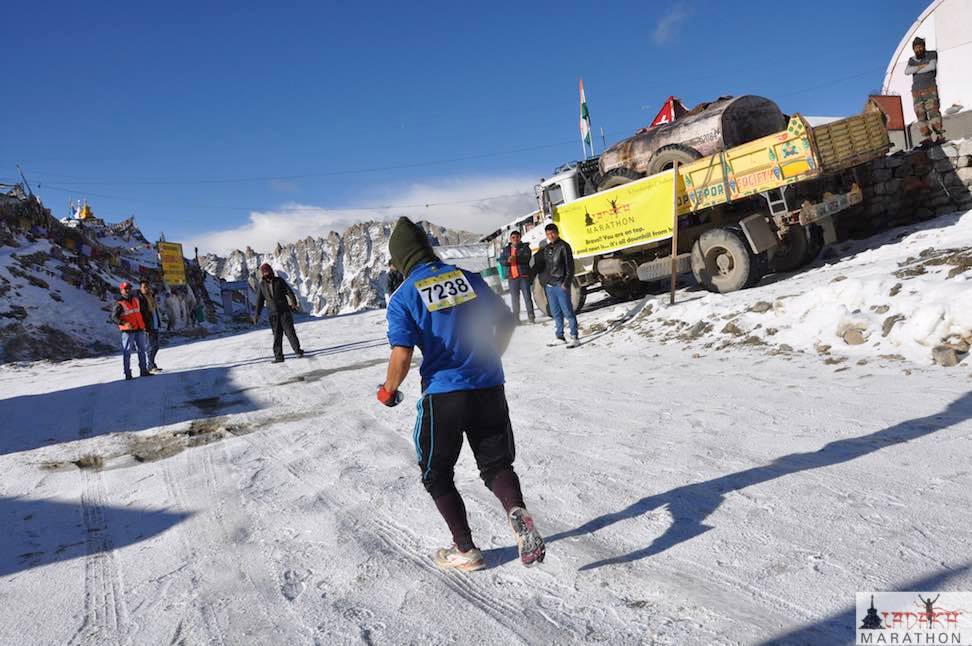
[1,213,971,645]
[621,211,972,367]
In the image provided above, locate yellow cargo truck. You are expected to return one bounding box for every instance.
[532,109,889,305]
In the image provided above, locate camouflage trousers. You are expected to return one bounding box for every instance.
[912,87,943,139]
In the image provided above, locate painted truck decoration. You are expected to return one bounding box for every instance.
[553,112,884,257]
[535,107,888,306]
[482,100,889,309]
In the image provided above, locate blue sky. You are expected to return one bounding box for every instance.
[2,1,926,253]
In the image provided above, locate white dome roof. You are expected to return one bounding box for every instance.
[883,0,972,123]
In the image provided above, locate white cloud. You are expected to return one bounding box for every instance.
[652,4,689,45]
[187,175,537,255]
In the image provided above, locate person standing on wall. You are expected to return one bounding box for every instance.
[905,36,945,145]
[499,230,536,325]
[536,223,579,347]
[252,263,304,363]
[138,280,163,372]
[111,281,152,381]
[378,217,546,572]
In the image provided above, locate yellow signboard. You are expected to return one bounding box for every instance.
[553,171,677,258]
[158,242,187,286]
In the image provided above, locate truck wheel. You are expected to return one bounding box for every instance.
[571,281,587,313]
[647,145,701,175]
[691,227,761,293]
[770,224,825,273]
[595,168,642,191]
[532,280,586,316]
[532,279,550,317]
[769,225,810,273]
[806,223,824,263]
[602,280,648,301]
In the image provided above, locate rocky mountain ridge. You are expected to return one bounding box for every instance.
[200,220,480,316]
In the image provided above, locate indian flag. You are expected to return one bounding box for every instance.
[579,79,592,149]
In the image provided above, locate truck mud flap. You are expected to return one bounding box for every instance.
[740,213,779,254]
[637,253,692,281]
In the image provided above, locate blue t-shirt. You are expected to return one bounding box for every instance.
[386,260,512,395]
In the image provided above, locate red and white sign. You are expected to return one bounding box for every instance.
[649,96,688,128]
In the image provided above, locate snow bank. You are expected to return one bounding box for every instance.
[621,210,972,366]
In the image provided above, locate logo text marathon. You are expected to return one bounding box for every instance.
[857,592,972,645]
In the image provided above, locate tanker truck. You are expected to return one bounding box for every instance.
[518,96,890,313]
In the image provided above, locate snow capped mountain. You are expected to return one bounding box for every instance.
[200,220,481,317]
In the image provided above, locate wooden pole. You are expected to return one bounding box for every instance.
[669,161,680,306]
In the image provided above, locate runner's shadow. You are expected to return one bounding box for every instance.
[484,391,972,570]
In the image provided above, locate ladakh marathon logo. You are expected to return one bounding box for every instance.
[857,592,972,645]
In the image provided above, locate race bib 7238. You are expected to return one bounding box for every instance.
[414,270,477,312]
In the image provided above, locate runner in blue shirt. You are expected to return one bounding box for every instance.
[377,217,546,571]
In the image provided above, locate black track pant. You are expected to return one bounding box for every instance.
[269,311,301,359]
[413,385,525,550]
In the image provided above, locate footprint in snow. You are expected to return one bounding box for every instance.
[281,569,306,601]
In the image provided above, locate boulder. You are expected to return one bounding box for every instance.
[882,314,906,337]
[932,345,961,367]
[749,301,773,314]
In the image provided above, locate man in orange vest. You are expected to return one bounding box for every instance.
[111,281,152,381]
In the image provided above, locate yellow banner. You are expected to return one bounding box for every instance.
[552,171,676,258]
[158,242,187,286]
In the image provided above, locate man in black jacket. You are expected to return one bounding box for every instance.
[536,223,579,347]
[253,263,304,363]
[138,281,162,372]
[499,230,535,324]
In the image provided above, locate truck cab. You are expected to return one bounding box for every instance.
[537,158,600,212]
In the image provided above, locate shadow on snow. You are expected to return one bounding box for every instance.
[0,495,191,578]
[485,391,972,570]
[759,562,972,645]
[0,366,261,457]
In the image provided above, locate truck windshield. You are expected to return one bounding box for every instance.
[546,184,565,207]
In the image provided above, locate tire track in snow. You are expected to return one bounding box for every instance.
[67,470,129,646]
[197,440,317,642]
[159,462,228,646]
[236,429,565,645]
[160,368,314,644]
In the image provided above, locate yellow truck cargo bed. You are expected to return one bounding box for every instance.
[677,112,889,215]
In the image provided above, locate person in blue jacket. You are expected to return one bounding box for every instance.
[377,217,545,572]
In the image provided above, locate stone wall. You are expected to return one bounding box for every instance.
[841,140,972,240]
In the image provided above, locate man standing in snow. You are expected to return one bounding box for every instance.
[139,281,162,372]
[378,217,545,572]
[499,230,536,325]
[253,263,304,363]
[111,281,152,381]
[905,36,945,145]
[536,223,579,347]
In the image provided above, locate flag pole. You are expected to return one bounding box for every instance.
[669,161,680,306]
